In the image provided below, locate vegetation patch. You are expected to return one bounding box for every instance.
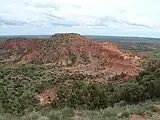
[0,57,160,120]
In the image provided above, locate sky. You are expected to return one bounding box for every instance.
[0,0,160,37]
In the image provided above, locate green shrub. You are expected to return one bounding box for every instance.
[121,112,130,118]
[115,101,127,107]
[55,80,116,110]
[102,111,117,117]
[116,82,144,103]
[145,111,153,117]
[0,65,52,115]
[61,108,74,118]
[134,109,145,116]
[48,113,59,120]
[146,105,160,113]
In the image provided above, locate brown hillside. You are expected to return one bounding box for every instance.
[0,33,141,77]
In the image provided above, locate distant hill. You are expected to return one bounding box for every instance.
[86,35,160,43]
[1,35,160,42]
[0,33,141,79]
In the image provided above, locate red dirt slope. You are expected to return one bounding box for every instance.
[0,33,141,77]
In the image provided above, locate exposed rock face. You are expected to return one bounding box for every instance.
[0,38,40,63]
[0,33,141,77]
[36,88,57,106]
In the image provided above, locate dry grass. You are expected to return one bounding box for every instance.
[0,101,159,120]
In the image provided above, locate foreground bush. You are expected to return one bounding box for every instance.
[55,80,117,109]
[0,64,58,115]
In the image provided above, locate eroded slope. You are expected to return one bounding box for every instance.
[0,33,141,77]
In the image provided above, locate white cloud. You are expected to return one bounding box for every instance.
[0,0,160,36]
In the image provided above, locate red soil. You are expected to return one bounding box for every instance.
[130,114,148,120]
[0,33,141,77]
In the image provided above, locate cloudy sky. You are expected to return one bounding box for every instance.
[0,0,160,37]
